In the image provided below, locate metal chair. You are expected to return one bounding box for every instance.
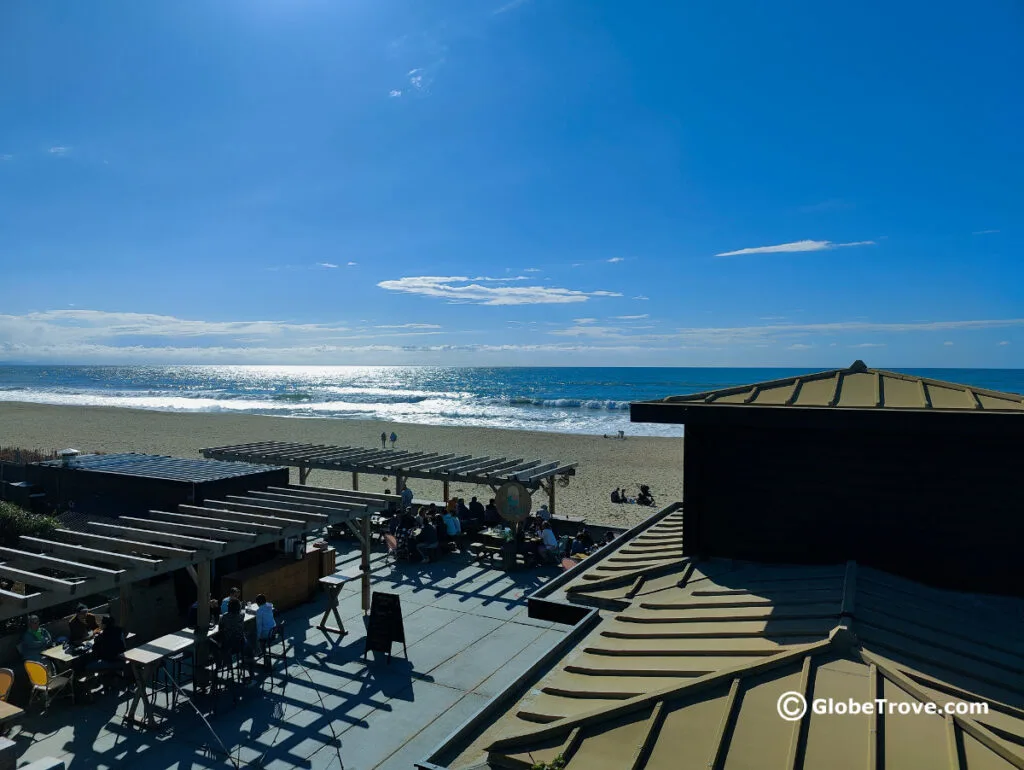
[0,668,14,701]
[24,661,74,711]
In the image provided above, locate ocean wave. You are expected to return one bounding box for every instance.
[497,396,632,410]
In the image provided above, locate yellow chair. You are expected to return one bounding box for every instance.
[24,660,73,711]
[0,668,14,701]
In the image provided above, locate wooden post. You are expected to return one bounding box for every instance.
[361,514,371,613]
[118,581,135,632]
[442,480,450,504]
[352,471,359,491]
[195,560,211,686]
[395,475,403,494]
[299,465,310,485]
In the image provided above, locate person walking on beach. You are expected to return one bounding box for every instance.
[390,431,398,448]
[380,431,387,450]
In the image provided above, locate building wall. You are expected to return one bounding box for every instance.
[683,421,1024,597]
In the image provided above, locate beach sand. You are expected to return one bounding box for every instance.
[0,402,683,529]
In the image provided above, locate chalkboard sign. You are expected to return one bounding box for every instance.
[363,591,407,663]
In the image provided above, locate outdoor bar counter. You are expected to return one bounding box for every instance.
[219,545,336,611]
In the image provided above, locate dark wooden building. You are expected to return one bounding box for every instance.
[630,360,1024,597]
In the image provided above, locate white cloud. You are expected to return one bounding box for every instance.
[347,261,358,266]
[523,268,541,273]
[607,257,625,263]
[972,229,1000,235]
[850,343,886,348]
[573,318,597,324]
[571,263,583,268]
[788,343,813,350]
[632,295,649,301]
[615,314,649,320]
[943,341,954,346]
[998,340,1010,346]
[760,316,786,321]
[317,262,339,269]
[389,90,403,98]
[376,276,622,306]
[715,239,876,257]
[48,146,69,155]
[375,323,442,330]
[470,276,529,282]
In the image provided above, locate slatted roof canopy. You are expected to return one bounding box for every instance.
[37,452,285,482]
[0,483,395,624]
[634,359,1024,412]
[201,441,577,490]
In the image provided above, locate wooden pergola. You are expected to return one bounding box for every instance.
[202,441,577,514]
[0,484,396,679]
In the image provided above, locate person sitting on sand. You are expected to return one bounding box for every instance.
[610,488,621,503]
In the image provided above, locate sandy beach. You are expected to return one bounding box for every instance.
[0,402,683,529]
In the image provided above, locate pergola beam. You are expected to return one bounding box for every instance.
[160,510,286,533]
[56,529,196,559]
[118,516,260,542]
[0,565,83,594]
[20,537,164,570]
[84,524,222,552]
[0,547,126,581]
[177,504,306,528]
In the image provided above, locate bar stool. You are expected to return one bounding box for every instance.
[159,651,193,708]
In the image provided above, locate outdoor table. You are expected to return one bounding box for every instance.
[123,631,196,729]
[318,571,361,637]
[42,642,89,672]
[0,701,24,731]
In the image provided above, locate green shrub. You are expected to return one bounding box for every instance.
[0,501,59,546]
[531,755,567,770]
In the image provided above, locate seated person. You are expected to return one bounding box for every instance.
[468,496,485,518]
[188,594,220,629]
[603,531,616,545]
[19,615,54,662]
[570,535,588,555]
[442,509,462,538]
[446,497,458,514]
[217,598,247,665]
[456,498,471,520]
[577,528,595,550]
[483,499,501,524]
[416,519,439,563]
[538,521,559,563]
[610,488,621,503]
[220,587,241,616]
[88,615,127,672]
[68,603,99,643]
[536,504,552,521]
[254,594,277,650]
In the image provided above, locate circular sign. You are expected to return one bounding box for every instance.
[495,481,532,522]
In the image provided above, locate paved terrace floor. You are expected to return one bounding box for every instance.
[13,542,567,770]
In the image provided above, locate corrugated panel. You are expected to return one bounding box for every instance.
[482,559,1024,770]
[649,362,1024,412]
[41,453,278,482]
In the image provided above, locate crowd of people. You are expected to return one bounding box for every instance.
[385,490,616,567]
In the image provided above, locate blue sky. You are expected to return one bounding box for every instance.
[1,0,1021,367]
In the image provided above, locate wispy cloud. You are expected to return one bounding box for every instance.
[614,314,649,320]
[573,318,597,324]
[389,90,403,98]
[48,146,69,155]
[375,323,442,330]
[972,229,1000,235]
[347,261,358,266]
[788,343,812,350]
[998,341,1010,346]
[760,316,786,321]
[523,267,541,273]
[633,295,649,301]
[850,342,886,348]
[317,262,339,269]
[377,276,622,306]
[607,257,625,263]
[943,341,954,346]
[715,239,876,257]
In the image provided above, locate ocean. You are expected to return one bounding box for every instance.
[0,365,1021,437]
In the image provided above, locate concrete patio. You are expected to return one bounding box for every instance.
[11,541,568,770]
